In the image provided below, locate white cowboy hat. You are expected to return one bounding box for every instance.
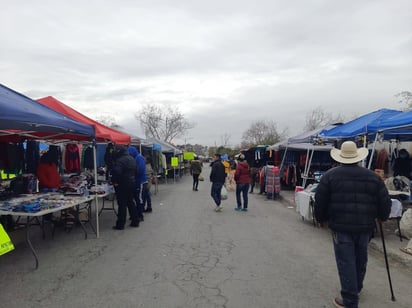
[330,141,369,164]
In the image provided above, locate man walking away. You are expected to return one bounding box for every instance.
[234,154,250,211]
[190,156,202,191]
[210,153,226,212]
[314,141,391,308]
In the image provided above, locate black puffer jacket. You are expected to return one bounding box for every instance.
[210,160,226,183]
[314,164,391,233]
[111,148,137,187]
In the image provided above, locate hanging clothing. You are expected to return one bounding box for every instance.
[26,141,40,174]
[375,149,389,174]
[65,143,81,173]
[83,146,94,170]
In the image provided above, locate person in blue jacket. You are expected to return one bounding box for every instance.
[128,146,147,222]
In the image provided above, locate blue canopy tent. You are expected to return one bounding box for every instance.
[368,110,412,140]
[0,83,95,141]
[318,108,402,140]
[0,84,103,238]
[268,124,339,187]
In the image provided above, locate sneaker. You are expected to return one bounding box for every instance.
[144,208,152,213]
[234,207,241,211]
[130,221,140,227]
[214,206,223,212]
[112,225,124,230]
[333,297,344,308]
[241,208,248,212]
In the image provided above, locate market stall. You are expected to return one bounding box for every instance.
[0,83,97,267]
[37,96,132,237]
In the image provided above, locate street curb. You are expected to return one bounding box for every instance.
[279,194,295,208]
[279,193,412,272]
[369,239,412,272]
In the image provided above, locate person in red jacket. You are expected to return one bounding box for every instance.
[234,154,250,211]
[37,151,61,191]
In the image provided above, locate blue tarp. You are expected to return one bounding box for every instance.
[368,110,412,138]
[0,83,95,140]
[319,109,402,139]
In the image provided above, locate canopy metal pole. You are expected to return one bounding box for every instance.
[279,147,288,171]
[93,141,100,238]
[302,147,310,187]
[368,133,379,170]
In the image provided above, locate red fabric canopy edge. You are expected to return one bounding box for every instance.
[37,96,131,145]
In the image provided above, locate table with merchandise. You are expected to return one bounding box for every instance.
[0,192,94,269]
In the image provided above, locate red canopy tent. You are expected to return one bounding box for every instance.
[37,96,131,145]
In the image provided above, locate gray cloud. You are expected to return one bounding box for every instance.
[1,0,411,146]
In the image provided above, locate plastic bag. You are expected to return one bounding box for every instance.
[400,209,412,239]
[221,185,228,200]
[198,173,204,181]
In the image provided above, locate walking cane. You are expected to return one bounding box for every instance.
[378,220,396,301]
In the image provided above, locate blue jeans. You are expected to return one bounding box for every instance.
[332,231,372,308]
[236,183,249,208]
[211,182,223,206]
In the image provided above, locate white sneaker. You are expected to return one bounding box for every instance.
[215,206,223,212]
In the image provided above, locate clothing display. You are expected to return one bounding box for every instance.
[64,143,81,173]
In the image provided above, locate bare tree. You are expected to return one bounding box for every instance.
[241,120,288,148]
[396,91,412,110]
[95,115,122,129]
[220,133,231,148]
[303,106,344,131]
[135,104,194,142]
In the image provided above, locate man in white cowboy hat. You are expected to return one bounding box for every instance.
[314,141,391,308]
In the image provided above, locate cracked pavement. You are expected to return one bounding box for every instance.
[1,164,412,307]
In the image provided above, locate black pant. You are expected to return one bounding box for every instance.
[250,173,258,192]
[115,183,139,227]
[192,174,200,190]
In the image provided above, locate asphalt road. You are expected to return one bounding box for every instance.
[1,164,412,308]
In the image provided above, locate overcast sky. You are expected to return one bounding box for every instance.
[1,0,411,147]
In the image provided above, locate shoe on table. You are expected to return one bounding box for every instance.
[112,225,124,230]
[241,208,248,212]
[333,297,344,308]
